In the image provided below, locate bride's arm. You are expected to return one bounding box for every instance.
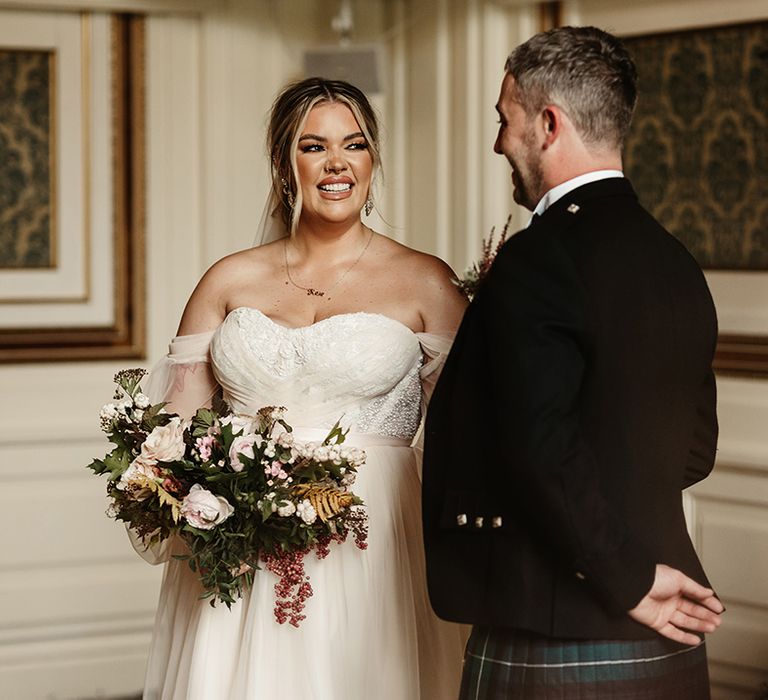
[145,258,232,416]
[411,255,468,461]
[128,259,234,563]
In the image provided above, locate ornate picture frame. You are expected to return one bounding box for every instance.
[623,21,768,375]
[0,13,145,362]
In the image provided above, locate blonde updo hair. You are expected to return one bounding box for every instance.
[267,77,381,234]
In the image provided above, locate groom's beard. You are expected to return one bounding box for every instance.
[509,127,545,212]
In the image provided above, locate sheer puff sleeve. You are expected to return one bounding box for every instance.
[127,330,218,565]
[144,330,219,418]
[412,333,454,476]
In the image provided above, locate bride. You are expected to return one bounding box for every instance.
[138,77,469,699]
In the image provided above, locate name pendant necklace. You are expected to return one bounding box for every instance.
[283,228,374,302]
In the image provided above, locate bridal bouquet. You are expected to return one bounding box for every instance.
[88,368,368,627]
[454,215,512,300]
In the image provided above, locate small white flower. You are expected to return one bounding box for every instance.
[134,409,145,421]
[296,499,317,525]
[263,440,276,459]
[348,448,366,467]
[277,500,296,517]
[313,445,331,462]
[276,431,294,448]
[134,393,150,409]
[100,403,119,420]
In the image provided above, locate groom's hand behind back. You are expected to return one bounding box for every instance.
[628,563,724,645]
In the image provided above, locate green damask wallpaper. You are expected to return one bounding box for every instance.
[0,49,54,269]
[623,22,768,270]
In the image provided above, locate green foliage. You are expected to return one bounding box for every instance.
[88,371,369,620]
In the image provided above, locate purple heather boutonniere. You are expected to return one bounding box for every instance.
[453,215,512,301]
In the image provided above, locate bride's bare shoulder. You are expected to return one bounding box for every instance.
[376,235,467,332]
[380,236,458,289]
[206,242,281,280]
[177,242,282,335]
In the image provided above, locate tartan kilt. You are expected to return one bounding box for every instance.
[459,626,710,700]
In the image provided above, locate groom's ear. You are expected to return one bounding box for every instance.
[540,105,563,149]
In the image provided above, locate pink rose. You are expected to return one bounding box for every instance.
[180,484,234,530]
[229,434,258,472]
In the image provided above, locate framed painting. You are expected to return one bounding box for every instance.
[623,21,768,376]
[0,11,145,362]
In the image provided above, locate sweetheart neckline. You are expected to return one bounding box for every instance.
[227,306,419,337]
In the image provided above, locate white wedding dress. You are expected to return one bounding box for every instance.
[138,307,468,700]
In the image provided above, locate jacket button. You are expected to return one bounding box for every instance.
[491,516,502,528]
[474,516,484,528]
[456,513,468,526]
[575,571,586,580]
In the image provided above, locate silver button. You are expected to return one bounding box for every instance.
[491,516,502,528]
[575,571,586,580]
[474,516,484,528]
[456,513,467,526]
[567,203,580,214]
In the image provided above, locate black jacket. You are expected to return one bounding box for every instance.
[422,178,718,639]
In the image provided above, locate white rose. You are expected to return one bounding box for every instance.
[134,393,150,409]
[180,484,234,530]
[296,499,317,525]
[140,417,186,463]
[116,458,159,492]
[229,434,258,472]
[277,500,296,517]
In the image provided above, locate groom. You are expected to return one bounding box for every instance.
[422,26,724,698]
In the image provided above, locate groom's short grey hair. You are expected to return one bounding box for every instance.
[505,26,638,150]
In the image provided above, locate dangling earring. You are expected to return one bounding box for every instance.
[364,196,374,217]
[281,177,295,208]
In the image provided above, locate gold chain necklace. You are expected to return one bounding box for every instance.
[283,229,374,302]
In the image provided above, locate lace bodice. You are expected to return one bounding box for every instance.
[209,307,424,440]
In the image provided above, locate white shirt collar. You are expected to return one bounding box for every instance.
[527,170,624,226]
